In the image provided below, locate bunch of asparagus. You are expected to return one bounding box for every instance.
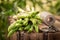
[8,11,42,37]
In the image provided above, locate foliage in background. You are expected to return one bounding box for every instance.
[29,0,60,15]
[0,0,26,40]
[0,0,60,40]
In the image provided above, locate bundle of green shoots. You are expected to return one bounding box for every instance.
[8,9,42,37]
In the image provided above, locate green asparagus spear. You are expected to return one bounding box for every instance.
[34,25,39,32]
[8,27,18,37]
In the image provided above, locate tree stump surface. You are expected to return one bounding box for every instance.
[9,32,60,40]
[8,15,60,40]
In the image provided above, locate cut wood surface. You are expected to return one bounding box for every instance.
[54,16,60,21]
[53,15,60,31]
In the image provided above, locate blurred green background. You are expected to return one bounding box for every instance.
[0,0,60,40]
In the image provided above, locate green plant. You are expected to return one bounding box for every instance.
[8,10,42,37]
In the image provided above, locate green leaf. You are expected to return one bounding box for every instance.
[34,25,39,32]
[27,25,33,33]
[24,25,31,30]
[23,18,29,25]
[8,27,18,37]
[30,18,37,25]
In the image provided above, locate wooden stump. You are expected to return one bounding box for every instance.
[9,32,60,40]
[8,15,60,40]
